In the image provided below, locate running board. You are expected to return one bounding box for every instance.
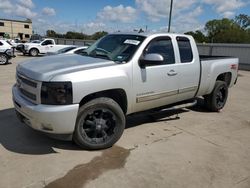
[149,99,197,115]
[158,99,197,112]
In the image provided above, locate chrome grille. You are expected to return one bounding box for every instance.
[16,73,42,104]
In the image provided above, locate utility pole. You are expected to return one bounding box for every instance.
[168,0,173,32]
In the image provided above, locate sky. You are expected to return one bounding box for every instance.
[0,0,250,35]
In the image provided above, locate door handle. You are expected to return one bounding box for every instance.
[167,70,178,76]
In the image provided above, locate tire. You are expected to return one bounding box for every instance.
[29,48,38,57]
[204,81,228,112]
[0,54,8,65]
[73,97,125,150]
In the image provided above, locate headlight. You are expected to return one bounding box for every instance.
[41,82,73,105]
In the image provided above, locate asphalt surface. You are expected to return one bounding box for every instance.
[0,54,250,188]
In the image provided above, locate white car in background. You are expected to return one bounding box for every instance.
[23,38,71,56]
[64,46,88,55]
[46,46,88,56]
[0,39,15,65]
[46,46,78,56]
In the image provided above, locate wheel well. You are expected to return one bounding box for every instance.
[79,89,128,114]
[216,72,232,86]
[29,48,39,53]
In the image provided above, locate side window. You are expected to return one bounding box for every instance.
[0,41,3,46]
[177,37,193,63]
[42,40,53,45]
[145,38,175,65]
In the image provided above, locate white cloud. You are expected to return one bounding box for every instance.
[97,5,137,23]
[0,0,37,18]
[136,0,198,22]
[16,5,37,18]
[18,0,34,9]
[203,0,246,17]
[0,0,12,13]
[42,7,56,16]
[85,22,105,28]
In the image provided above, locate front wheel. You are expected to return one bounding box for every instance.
[29,48,38,57]
[204,81,228,112]
[0,54,8,65]
[73,97,125,150]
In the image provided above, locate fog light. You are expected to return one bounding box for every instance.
[41,123,53,131]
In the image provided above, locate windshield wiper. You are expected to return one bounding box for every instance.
[94,53,111,60]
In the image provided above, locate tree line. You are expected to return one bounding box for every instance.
[185,14,250,43]
[46,14,250,43]
[46,30,108,40]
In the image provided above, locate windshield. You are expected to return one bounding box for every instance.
[83,34,146,62]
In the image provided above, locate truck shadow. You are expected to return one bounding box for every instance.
[0,108,80,155]
[126,109,187,129]
[0,104,205,155]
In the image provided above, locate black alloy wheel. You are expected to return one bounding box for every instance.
[74,97,125,150]
[204,81,228,112]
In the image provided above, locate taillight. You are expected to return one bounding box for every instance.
[231,64,238,70]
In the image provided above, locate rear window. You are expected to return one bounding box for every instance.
[177,37,193,63]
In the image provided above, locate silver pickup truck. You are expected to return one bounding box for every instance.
[12,33,238,150]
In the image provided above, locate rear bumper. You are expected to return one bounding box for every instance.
[12,85,79,134]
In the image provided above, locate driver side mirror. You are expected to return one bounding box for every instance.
[139,53,164,68]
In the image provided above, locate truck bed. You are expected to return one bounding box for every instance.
[199,55,233,61]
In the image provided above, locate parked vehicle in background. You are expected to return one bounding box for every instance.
[0,39,15,65]
[8,38,23,48]
[16,40,41,53]
[13,33,238,149]
[64,46,89,55]
[46,46,78,56]
[23,38,70,56]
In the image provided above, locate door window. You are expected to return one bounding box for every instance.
[42,40,53,45]
[144,38,175,65]
[177,37,193,63]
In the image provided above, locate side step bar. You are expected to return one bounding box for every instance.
[148,99,197,115]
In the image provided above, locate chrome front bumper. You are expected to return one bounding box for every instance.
[12,85,79,134]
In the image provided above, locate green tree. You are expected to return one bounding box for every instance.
[234,14,250,30]
[185,30,208,43]
[91,31,108,40]
[46,30,57,38]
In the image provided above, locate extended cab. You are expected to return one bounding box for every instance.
[12,33,238,149]
[23,38,70,56]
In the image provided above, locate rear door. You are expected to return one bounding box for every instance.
[175,36,200,101]
[133,36,180,112]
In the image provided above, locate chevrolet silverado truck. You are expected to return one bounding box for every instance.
[23,38,70,57]
[12,33,238,150]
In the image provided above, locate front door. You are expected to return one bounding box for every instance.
[40,39,54,53]
[133,37,179,112]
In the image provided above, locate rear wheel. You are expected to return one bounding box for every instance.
[0,54,8,65]
[29,48,38,57]
[73,97,125,150]
[204,81,228,112]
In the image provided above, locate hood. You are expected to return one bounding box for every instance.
[17,54,115,81]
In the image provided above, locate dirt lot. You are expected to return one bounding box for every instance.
[0,54,250,188]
